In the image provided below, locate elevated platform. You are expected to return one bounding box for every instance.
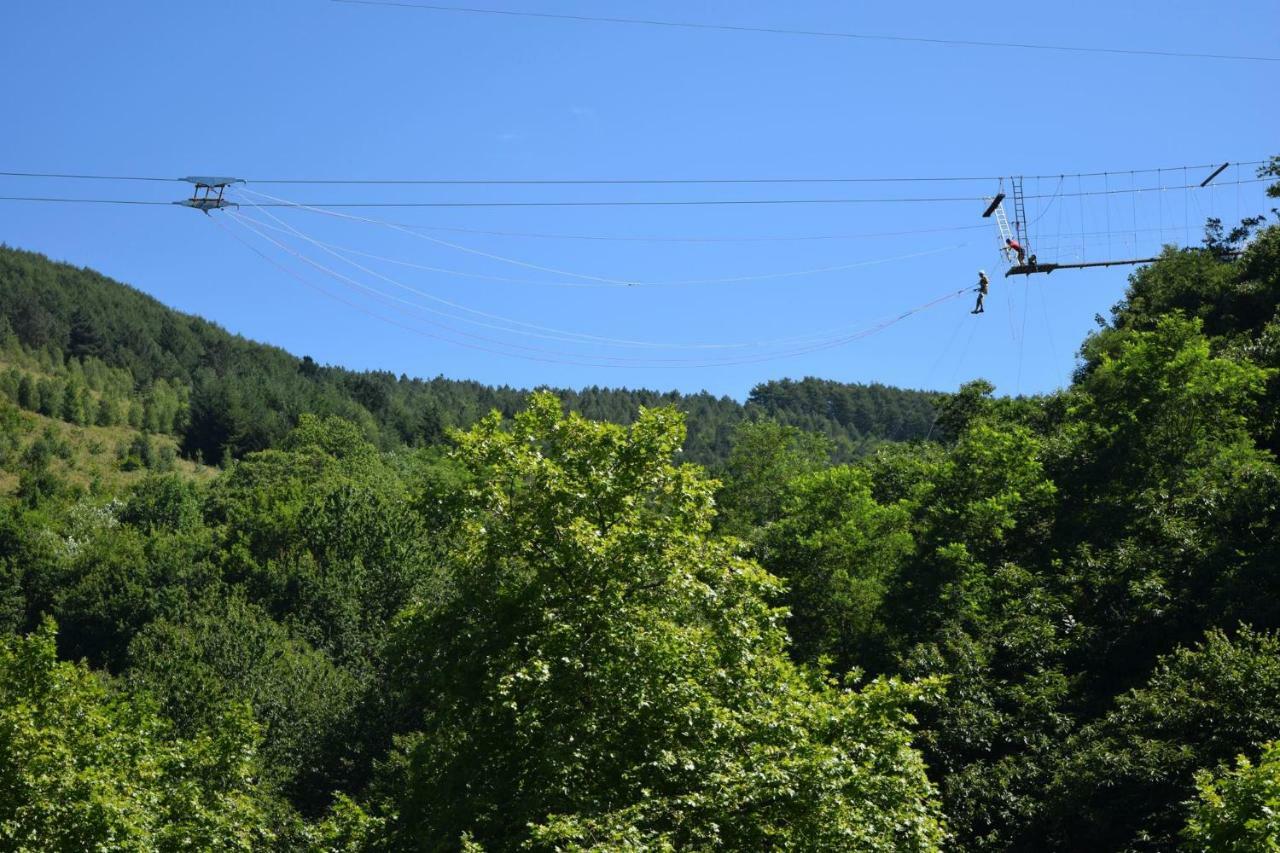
[1005,257,1160,277]
[174,176,243,214]
[175,197,238,212]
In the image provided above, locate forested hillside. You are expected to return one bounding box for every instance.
[2,162,1280,850]
[0,245,936,468]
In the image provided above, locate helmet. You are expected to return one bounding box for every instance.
[979,270,986,275]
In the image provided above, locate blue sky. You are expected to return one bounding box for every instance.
[1,0,1275,399]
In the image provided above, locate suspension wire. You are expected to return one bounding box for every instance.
[233,203,756,349]
[232,202,975,368]
[1016,281,1031,395]
[239,186,970,298]
[0,196,172,206]
[1030,176,1040,252]
[230,177,1278,208]
[1025,176,1064,230]
[235,205,966,289]
[215,193,991,208]
[210,213,556,363]
[230,203,974,358]
[1004,246,1018,341]
[1,160,1264,186]
[219,214,777,369]
[329,0,1280,63]
[1078,174,1087,261]
[232,212,617,288]
[0,171,178,183]
[236,187,634,284]
[0,177,1267,211]
[1158,168,1164,246]
[1189,180,1206,240]
[1131,172,1139,256]
[227,211,759,364]
[1183,166,1190,245]
[1057,177,1067,263]
[1037,282,1059,371]
[228,211,652,353]
[289,219,992,245]
[1104,172,1112,258]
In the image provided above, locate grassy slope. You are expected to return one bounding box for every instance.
[0,408,211,497]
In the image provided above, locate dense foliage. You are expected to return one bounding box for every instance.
[0,621,272,850]
[1184,740,1280,851]
[0,245,937,467]
[1,165,1278,849]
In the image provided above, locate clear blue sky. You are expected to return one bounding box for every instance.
[2,0,1275,399]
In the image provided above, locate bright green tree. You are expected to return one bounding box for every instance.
[377,394,945,851]
[717,418,832,536]
[0,619,274,850]
[760,464,913,672]
[1184,742,1280,852]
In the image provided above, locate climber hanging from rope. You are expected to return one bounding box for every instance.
[971,270,989,314]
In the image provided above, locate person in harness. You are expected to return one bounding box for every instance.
[972,270,989,314]
[1005,237,1026,264]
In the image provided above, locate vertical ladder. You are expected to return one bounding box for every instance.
[1011,176,1028,250]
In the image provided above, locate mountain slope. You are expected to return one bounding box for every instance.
[0,245,938,465]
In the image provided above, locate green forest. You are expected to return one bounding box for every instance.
[1,164,1279,850]
[0,245,938,470]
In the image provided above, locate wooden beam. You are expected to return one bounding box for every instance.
[981,193,1005,218]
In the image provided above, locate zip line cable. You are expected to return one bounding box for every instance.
[233,177,1273,207]
[0,187,1223,249]
[232,203,908,353]
[328,0,1280,63]
[0,196,172,206]
[234,208,965,288]
[215,214,677,368]
[250,226,970,370]
[256,219,993,244]
[232,201,967,351]
[231,206,702,350]
[234,204,792,349]
[212,215,501,359]
[227,212,698,361]
[13,176,1238,211]
[2,181,1267,210]
[0,160,1264,188]
[226,208,974,366]
[236,187,633,285]
[244,215,974,368]
[232,212,624,289]
[0,172,177,183]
